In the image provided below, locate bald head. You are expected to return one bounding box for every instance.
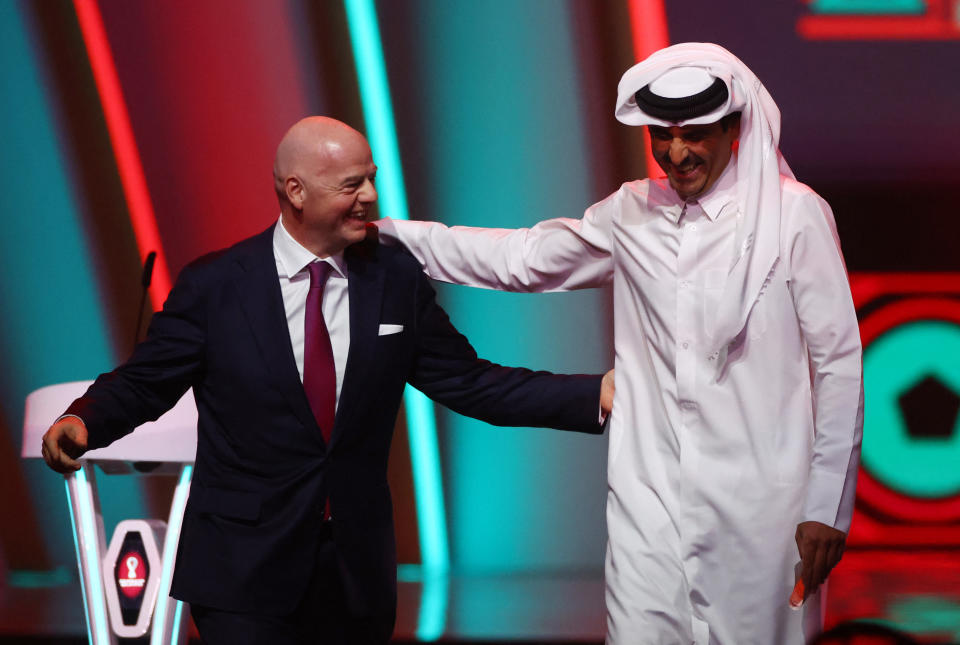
[272,117,378,257]
[273,117,369,203]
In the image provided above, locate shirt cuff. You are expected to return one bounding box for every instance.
[802,469,849,532]
[375,217,400,245]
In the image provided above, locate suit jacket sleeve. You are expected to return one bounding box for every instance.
[406,267,603,434]
[65,261,208,450]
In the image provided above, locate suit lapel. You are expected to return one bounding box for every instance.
[328,244,384,450]
[233,227,321,441]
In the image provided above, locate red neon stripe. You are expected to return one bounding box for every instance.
[626,0,669,178]
[72,0,172,310]
[627,0,669,62]
[798,15,960,39]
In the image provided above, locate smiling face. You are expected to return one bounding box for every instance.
[648,114,740,201]
[297,137,377,256]
[275,118,378,257]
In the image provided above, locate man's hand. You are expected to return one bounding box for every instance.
[795,520,846,602]
[601,369,615,417]
[41,417,89,474]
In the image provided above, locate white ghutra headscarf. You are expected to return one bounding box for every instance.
[616,43,795,360]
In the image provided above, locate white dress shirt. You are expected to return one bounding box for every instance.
[378,160,863,645]
[273,218,350,408]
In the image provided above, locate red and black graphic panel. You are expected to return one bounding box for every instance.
[848,273,960,547]
[113,530,150,626]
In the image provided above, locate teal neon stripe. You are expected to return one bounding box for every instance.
[403,389,450,573]
[343,0,409,221]
[343,0,450,575]
[809,0,926,14]
[416,568,450,641]
[151,464,192,643]
[67,472,111,643]
[171,599,186,641]
[65,481,95,645]
[393,564,449,640]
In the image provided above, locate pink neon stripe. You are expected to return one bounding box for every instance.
[72,0,172,310]
[627,0,670,178]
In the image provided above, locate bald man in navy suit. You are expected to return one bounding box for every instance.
[42,117,613,644]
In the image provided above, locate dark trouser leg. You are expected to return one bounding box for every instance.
[191,603,301,645]
[191,528,393,644]
[295,530,394,644]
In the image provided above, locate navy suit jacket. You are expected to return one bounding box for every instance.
[67,224,603,625]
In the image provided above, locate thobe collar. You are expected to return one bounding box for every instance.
[685,156,739,222]
[274,216,348,280]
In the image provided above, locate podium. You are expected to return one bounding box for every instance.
[21,381,198,645]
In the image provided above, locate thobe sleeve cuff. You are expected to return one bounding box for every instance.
[802,469,852,532]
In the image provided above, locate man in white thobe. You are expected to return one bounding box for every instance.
[378,43,864,644]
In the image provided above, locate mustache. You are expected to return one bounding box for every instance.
[660,153,704,173]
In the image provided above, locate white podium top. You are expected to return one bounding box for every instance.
[22,381,198,464]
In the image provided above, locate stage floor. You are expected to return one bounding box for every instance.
[1,549,959,643]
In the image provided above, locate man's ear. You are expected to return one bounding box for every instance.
[285,176,304,209]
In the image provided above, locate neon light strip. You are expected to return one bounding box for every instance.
[171,599,186,642]
[797,15,960,39]
[416,570,450,641]
[626,0,670,177]
[65,481,95,645]
[72,0,172,308]
[343,0,450,575]
[151,464,192,644]
[67,469,111,643]
[808,0,926,14]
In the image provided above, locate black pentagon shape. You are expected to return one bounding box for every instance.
[898,375,960,440]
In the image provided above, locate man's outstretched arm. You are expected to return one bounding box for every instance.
[40,261,208,471]
[407,264,610,433]
[376,194,619,293]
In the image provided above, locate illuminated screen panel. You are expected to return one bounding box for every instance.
[848,273,960,547]
[799,0,960,39]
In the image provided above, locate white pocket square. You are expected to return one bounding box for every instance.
[378,324,404,336]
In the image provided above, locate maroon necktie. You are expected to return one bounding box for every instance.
[303,262,336,444]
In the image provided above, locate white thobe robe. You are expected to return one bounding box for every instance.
[378,161,863,645]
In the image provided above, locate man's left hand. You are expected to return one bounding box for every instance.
[795,520,846,600]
